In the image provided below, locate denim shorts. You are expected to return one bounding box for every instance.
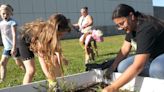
[2,48,20,57]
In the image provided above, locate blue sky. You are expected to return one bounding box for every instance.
[153,0,164,6]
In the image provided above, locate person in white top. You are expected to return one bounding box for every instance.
[73,7,95,64]
[74,7,93,33]
[73,7,94,47]
[0,4,25,82]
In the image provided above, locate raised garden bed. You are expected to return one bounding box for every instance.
[0,69,164,92]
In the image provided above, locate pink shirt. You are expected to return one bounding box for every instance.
[85,34,93,46]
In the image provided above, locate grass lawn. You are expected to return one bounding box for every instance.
[0,35,125,89]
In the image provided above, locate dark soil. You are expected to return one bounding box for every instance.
[51,82,134,92]
[74,82,134,92]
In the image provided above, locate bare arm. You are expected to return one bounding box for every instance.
[73,17,81,29]
[38,51,62,80]
[11,25,17,55]
[103,54,150,92]
[37,55,51,79]
[73,23,79,29]
[103,53,150,92]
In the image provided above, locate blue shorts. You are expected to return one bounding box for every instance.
[2,48,20,58]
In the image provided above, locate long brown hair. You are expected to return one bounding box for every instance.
[21,14,71,79]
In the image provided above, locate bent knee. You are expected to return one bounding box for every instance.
[149,64,164,79]
[0,61,7,66]
[26,68,35,76]
[117,62,131,73]
[117,64,127,73]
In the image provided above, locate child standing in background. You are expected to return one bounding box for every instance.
[0,4,25,82]
[80,29,104,64]
[73,7,94,49]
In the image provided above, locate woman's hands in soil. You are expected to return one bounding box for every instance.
[102,85,118,92]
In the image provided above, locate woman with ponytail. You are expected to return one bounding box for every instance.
[102,4,164,92]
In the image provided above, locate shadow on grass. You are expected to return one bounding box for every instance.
[99,50,135,57]
[99,52,118,57]
[86,57,115,71]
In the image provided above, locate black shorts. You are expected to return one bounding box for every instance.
[18,36,34,61]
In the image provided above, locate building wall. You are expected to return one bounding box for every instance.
[154,6,164,20]
[0,0,153,40]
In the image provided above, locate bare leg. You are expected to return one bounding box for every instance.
[22,59,35,85]
[93,40,98,56]
[85,47,91,64]
[90,47,95,61]
[0,55,9,82]
[79,40,85,49]
[85,54,90,64]
[79,34,85,49]
[15,58,25,71]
